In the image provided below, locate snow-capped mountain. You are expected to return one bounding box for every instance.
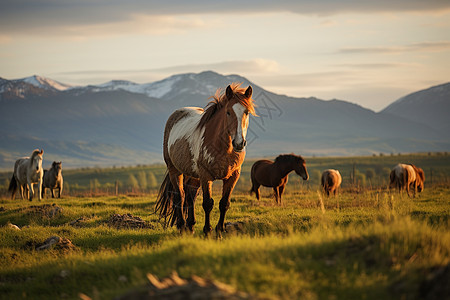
[82,71,251,102]
[22,75,72,91]
[0,75,71,100]
[0,71,449,169]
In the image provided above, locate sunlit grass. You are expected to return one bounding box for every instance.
[0,186,449,299]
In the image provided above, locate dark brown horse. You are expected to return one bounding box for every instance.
[155,83,256,237]
[250,154,309,204]
[321,169,342,196]
[389,163,425,197]
[42,161,63,198]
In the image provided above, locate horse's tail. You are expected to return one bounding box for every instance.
[155,171,176,228]
[8,175,17,199]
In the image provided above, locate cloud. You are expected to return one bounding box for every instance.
[338,41,450,54]
[2,0,449,35]
[52,59,280,85]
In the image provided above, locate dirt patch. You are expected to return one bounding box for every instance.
[116,272,264,300]
[108,213,154,230]
[68,216,91,227]
[22,204,63,218]
[225,221,245,234]
[35,236,77,253]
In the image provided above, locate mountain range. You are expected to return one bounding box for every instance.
[0,71,449,170]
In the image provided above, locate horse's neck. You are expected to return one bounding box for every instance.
[274,161,294,178]
[203,113,231,152]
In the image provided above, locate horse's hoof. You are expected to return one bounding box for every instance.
[203,225,212,237]
[215,226,225,240]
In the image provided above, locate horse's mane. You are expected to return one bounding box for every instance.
[197,83,256,129]
[29,149,41,166]
[275,153,305,164]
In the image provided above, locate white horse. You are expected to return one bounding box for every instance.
[8,149,44,201]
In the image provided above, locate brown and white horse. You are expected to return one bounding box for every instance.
[250,154,309,204]
[321,169,342,196]
[156,83,256,237]
[8,149,44,201]
[389,163,425,197]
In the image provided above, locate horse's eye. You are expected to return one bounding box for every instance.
[227,111,231,116]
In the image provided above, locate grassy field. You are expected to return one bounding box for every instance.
[0,154,449,299]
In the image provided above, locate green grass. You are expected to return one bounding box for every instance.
[1,185,449,299]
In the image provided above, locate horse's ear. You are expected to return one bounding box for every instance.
[40,149,44,155]
[245,86,252,98]
[226,85,234,100]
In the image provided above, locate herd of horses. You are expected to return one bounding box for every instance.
[8,150,63,201]
[7,83,426,237]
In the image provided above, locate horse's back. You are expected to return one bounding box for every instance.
[13,158,29,183]
[322,169,341,187]
[251,160,273,176]
[250,160,275,186]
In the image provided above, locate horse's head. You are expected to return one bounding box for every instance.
[415,166,425,192]
[224,84,254,153]
[294,155,309,181]
[53,161,62,175]
[31,149,44,172]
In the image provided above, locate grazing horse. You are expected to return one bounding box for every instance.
[155,83,256,237]
[8,149,44,201]
[389,163,425,197]
[321,169,342,196]
[42,161,63,198]
[250,154,309,204]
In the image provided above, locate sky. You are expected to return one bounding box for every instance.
[1,1,449,111]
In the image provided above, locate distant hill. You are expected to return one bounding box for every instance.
[0,72,449,170]
[380,82,450,136]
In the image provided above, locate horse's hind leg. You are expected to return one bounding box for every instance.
[251,183,261,201]
[51,189,55,198]
[169,171,187,232]
[184,177,200,233]
[273,187,280,205]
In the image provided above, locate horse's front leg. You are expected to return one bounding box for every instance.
[216,170,240,238]
[28,182,34,201]
[37,180,42,201]
[201,180,214,236]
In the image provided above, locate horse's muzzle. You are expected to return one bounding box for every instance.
[232,139,247,152]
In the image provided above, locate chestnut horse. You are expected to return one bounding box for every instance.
[8,149,44,201]
[155,83,256,237]
[321,169,342,196]
[389,163,425,197]
[250,154,309,204]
